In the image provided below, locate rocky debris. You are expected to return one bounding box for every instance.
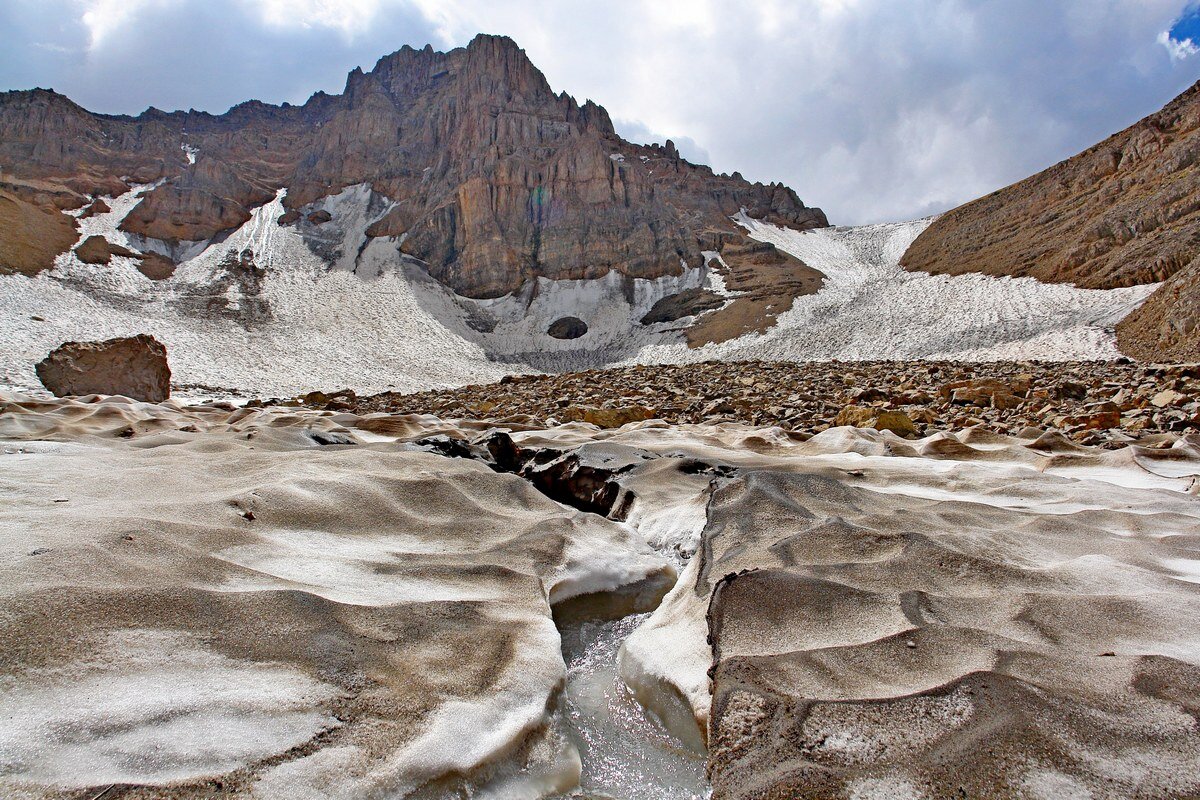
[172,248,269,324]
[547,316,588,340]
[35,334,171,401]
[291,360,1200,444]
[305,209,332,225]
[939,377,1025,410]
[0,35,826,311]
[901,79,1200,362]
[482,431,651,517]
[72,235,140,265]
[1064,401,1121,430]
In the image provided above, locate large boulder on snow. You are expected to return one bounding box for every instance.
[36,335,171,401]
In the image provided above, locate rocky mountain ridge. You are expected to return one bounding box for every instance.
[901,79,1200,360]
[0,34,826,309]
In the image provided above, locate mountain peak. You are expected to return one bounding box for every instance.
[0,34,826,328]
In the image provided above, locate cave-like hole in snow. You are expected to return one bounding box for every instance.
[554,612,708,800]
[547,316,589,339]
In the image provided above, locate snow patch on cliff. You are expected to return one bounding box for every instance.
[633,218,1155,365]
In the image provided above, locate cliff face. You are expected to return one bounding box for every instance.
[899,80,1200,360]
[0,34,826,300]
[901,81,1200,291]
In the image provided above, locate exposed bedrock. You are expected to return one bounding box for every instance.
[73,234,140,265]
[900,79,1200,361]
[0,35,826,307]
[901,80,1200,291]
[1117,255,1200,362]
[547,316,589,340]
[0,186,80,276]
[640,287,726,325]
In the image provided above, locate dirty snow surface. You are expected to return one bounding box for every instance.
[2,395,1198,799]
[0,186,1157,397]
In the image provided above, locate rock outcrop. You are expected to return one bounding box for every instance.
[72,235,139,265]
[0,35,826,306]
[900,80,1200,360]
[1117,255,1200,361]
[0,187,79,276]
[36,334,171,401]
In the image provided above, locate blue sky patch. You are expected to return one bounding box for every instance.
[1169,3,1200,46]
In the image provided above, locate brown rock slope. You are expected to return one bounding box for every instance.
[1117,255,1200,360]
[0,34,826,318]
[0,186,79,276]
[901,81,1200,360]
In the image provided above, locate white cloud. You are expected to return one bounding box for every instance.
[1158,29,1199,60]
[80,0,169,47]
[251,0,387,37]
[4,0,1198,224]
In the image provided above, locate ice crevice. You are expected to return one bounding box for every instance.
[402,427,722,797]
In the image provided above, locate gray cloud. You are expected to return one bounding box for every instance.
[1,0,1197,224]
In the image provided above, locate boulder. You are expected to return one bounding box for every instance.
[1066,401,1121,430]
[1055,381,1089,401]
[73,235,139,266]
[836,405,918,437]
[35,335,171,401]
[561,405,654,428]
[873,410,919,437]
[942,379,1023,409]
[835,405,877,428]
[1152,389,1187,408]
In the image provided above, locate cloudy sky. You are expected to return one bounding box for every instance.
[2,0,1198,224]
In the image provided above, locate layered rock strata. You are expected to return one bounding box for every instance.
[0,35,826,308]
[901,80,1200,361]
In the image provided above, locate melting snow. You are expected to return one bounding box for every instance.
[0,186,1160,397]
[634,217,1157,365]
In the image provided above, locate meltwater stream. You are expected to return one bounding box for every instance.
[556,614,709,800]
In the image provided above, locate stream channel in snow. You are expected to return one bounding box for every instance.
[556,613,708,799]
